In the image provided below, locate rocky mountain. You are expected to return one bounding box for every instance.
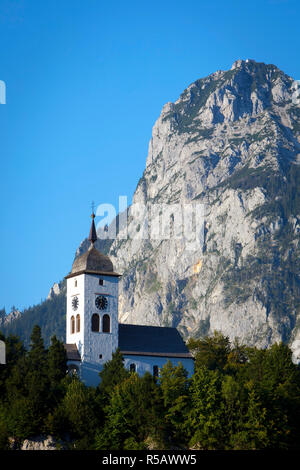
[0,308,21,328]
[101,59,300,357]
[3,59,300,359]
[0,288,66,348]
[47,281,64,300]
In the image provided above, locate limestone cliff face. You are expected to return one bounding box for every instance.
[89,60,300,354]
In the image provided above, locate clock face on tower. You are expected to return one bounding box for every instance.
[72,296,79,311]
[95,295,108,310]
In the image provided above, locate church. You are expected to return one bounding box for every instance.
[64,213,194,387]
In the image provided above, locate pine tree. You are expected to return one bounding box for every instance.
[3,327,50,442]
[98,348,130,398]
[243,381,269,449]
[0,333,25,399]
[47,335,67,388]
[187,366,225,449]
[159,360,190,446]
[0,418,9,450]
[221,374,247,448]
[63,376,99,448]
[96,372,162,450]
[28,324,47,372]
[187,331,231,372]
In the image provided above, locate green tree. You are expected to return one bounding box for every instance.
[63,376,99,448]
[24,325,51,429]
[237,342,300,449]
[44,400,70,442]
[224,339,248,374]
[98,349,130,398]
[5,396,38,442]
[0,418,10,450]
[187,331,231,372]
[4,355,28,402]
[224,379,269,450]
[96,372,162,450]
[159,361,190,446]
[27,324,47,372]
[187,366,224,449]
[242,381,269,449]
[221,374,244,447]
[48,335,67,384]
[4,326,52,439]
[0,333,25,398]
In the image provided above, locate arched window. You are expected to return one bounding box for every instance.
[130,363,136,373]
[153,365,159,378]
[102,314,110,333]
[76,314,80,333]
[91,313,100,332]
[71,315,75,334]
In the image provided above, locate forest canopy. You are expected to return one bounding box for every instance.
[0,327,300,450]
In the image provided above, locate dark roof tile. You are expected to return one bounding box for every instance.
[118,324,193,358]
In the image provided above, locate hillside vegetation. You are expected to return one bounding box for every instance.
[1,327,300,450]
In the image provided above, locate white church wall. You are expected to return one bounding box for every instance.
[0,339,5,365]
[122,354,194,378]
[66,275,85,355]
[83,274,119,365]
[80,361,103,387]
[72,354,194,388]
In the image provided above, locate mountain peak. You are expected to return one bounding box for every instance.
[111,60,300,352]
[231,58,253,69]
[230,58,281,73]
[231,58,266,69]
[147,59,295,155]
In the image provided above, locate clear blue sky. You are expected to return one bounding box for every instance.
[0,0,299,312]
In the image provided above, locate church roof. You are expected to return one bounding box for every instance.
[64,343,81,361]
[118,324,193,359]
[64,325,193,362]
[65,212,120,279]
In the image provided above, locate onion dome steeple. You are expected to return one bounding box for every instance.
[65,210,121,279]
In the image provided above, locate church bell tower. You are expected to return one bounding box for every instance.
[65,212,121,386]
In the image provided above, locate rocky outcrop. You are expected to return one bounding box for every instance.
[0,308,21,327]
[101,59,300,352]
[20,435,59,450]
[71,60,300,358]
[47,281,64,300]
